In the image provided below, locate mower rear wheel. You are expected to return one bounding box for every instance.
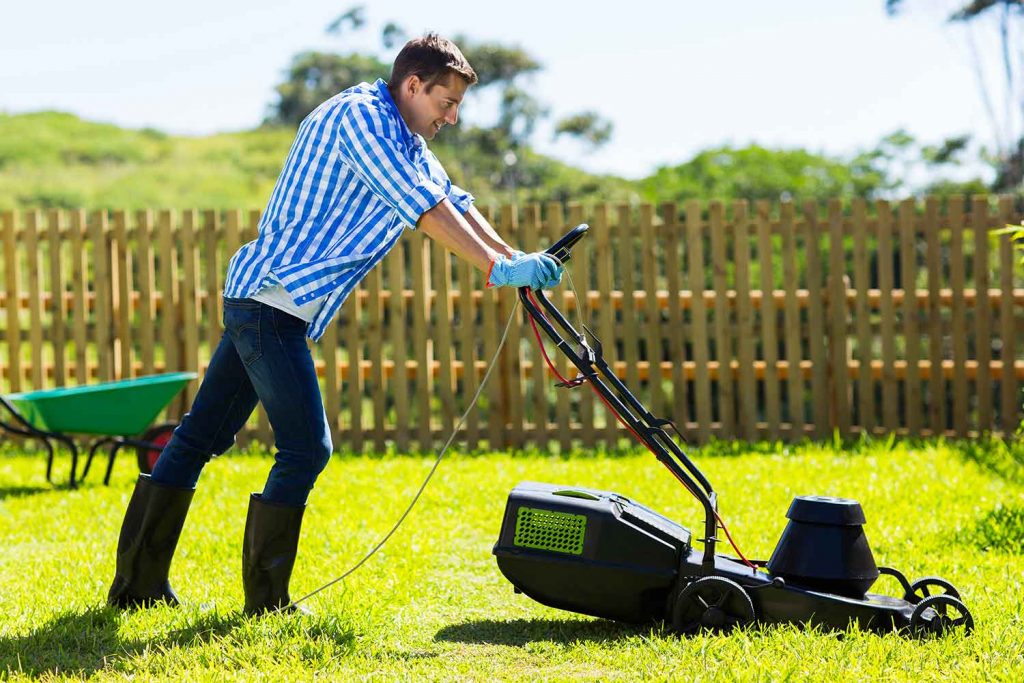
[672,577,755,634]
[910,594,974,636]
[136,422,177,474]
[904,576,960,604]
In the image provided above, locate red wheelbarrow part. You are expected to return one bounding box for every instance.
[136,422,177,474]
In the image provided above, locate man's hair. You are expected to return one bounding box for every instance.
[389,33,478,94]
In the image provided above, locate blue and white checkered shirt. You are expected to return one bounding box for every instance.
[224,78,474,341]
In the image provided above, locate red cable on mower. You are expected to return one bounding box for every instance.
[525,290,757,571]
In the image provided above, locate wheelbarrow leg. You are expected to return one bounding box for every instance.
[25,428,76,488]
[82,438,115,482]
[43,437,56,485]
[104,440,126,486]
[50,435,79,489]
[67,439,78,489]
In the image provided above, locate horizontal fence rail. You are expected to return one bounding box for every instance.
[1,197,1022,452]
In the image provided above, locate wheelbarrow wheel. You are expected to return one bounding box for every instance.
[136,422,177,474]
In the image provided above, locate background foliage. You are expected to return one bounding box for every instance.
[0,4,1009,211]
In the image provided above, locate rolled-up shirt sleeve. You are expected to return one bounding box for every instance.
[422,148,475,213]
[335,102,447,229]
[447,182,475,213]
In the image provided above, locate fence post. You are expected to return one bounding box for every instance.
[948,197,968,436]
[91,210,113,383]
[757,200,781,440]
[410,231,432,451]
[734,200,756,440]
[898,199,921,434]
[137,210,157,377]
[852,198,873,434]
[709,201,734,436]
[46,210,67,387]
[924,197,946,436]
[112,210,133,380]
[877,200,898,432]
[25,211,44,389]
[685,200,711,443]
[827,200,850,436]
[70,210,87,384]
[972,197,993,433]
[2,211,20,392]
[180,210,200,406]
[997,197,1020,434]
[780,201,804,437]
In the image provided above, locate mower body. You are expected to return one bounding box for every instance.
[493,482,690,622]
[493,483,928,633]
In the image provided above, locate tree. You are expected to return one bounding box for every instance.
[637,145,890,204]
[261,7,620,200]
[554,111,614,149]
[849,129,983,196]
[886,1,1024,190]
[266,52,388,127]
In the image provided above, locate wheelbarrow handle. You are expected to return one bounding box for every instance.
[544,223,589,265]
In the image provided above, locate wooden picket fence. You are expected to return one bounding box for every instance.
[1,197,1022,453]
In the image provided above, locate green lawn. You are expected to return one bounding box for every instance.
[1,438,1022,681]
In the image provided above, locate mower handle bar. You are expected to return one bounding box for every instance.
[544,223,589,264]
[519,225,721,566]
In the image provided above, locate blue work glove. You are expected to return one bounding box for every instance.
[487,252,563,290]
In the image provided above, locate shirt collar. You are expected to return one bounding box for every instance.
[375,78,423,152]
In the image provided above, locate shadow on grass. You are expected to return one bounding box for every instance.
[0,605,359,677]
[954,436,1024,485]
[0,484,51,501]
[434,617,648,647]
[972,502,1024,554]
[0,606,243,678]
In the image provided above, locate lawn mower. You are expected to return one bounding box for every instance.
[492,225,973,637]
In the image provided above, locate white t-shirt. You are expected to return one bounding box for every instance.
[250,274,324,323]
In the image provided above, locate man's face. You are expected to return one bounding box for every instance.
[399,74,468,140]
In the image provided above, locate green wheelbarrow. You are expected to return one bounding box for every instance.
[0,372,197,488]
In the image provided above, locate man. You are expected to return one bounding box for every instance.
[106,34,562,615]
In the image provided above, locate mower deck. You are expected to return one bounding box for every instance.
[494,483,971,636]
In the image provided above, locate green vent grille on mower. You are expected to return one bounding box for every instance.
[513,506,587,555]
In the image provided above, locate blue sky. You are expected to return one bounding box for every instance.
[0,1,999,179]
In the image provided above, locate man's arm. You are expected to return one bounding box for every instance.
[418,199,501,271]
[462,204,518,260]
[419,199,563,291]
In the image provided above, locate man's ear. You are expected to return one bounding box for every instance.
[405,75,422,97]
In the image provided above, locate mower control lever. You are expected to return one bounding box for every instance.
[545,223,589,264]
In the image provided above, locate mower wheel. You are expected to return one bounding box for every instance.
[136,422,177,474]
[672,577,755,634]
[910,594,974,636]
[904,576,960,604]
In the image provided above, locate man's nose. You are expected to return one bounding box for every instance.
[445,105,459,125]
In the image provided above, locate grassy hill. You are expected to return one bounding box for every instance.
[0,111,639,211]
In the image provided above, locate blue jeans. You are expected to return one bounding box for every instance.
[150,297,332,506]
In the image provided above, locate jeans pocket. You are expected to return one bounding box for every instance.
[224,303,263,366]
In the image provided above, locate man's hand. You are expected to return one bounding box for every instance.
[487,252,563,290]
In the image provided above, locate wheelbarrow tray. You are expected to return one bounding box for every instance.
[5,372,196,436]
